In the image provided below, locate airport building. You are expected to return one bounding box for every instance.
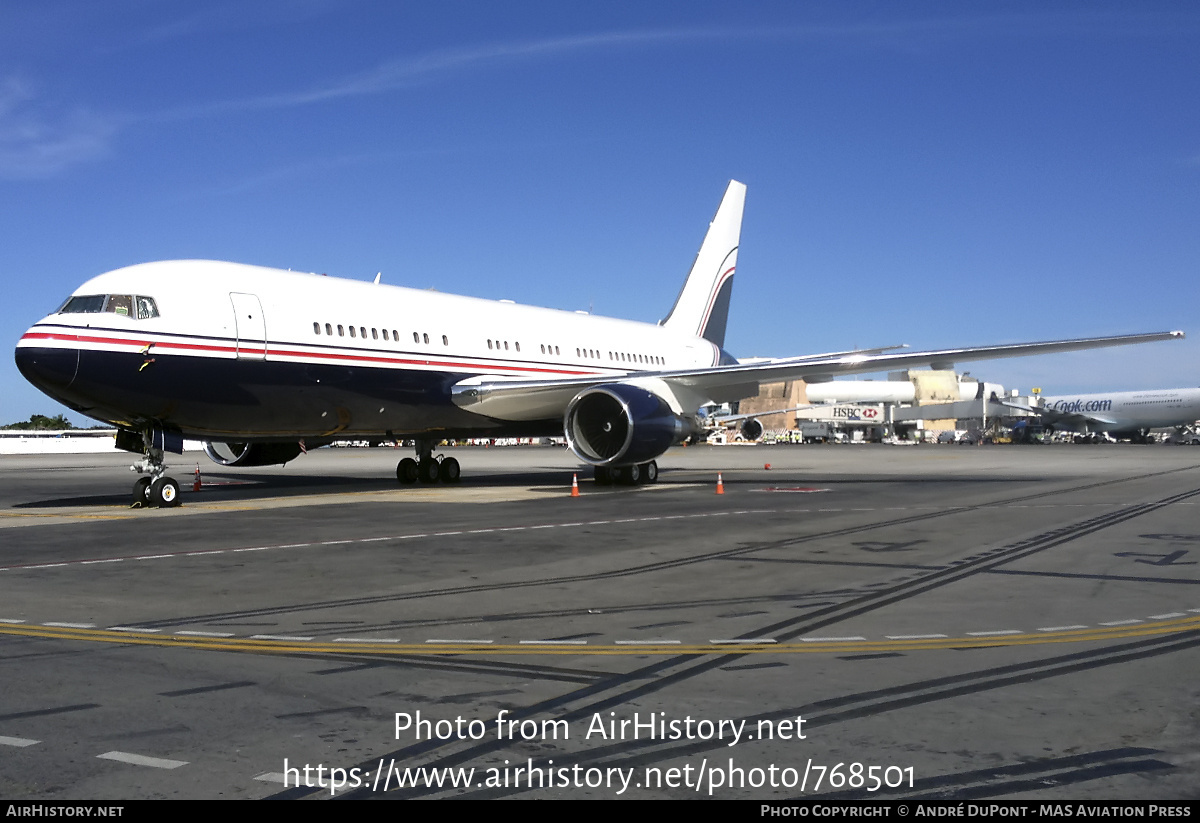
[734,371,1011,443]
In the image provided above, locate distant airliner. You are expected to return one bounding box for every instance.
[15,181,1185,506]
[1009,388,1200,443]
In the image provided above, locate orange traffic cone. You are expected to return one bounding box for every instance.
[716,472,725,495]
[764,463,771,470]
[571,473,580,497]
[193,464,202,492]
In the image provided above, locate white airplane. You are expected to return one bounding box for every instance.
[15,181,1185,506]
[1007,388,1200,443]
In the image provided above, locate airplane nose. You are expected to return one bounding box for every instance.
[15,342,80,394]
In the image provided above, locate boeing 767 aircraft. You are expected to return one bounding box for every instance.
[15,181,1185,506]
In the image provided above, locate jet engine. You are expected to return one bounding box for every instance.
[564,384,691,466]
[739,418,764,441]
[203,441,304,467]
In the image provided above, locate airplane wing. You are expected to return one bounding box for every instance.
[452,330,1184,420]
[737,344,909,364]
[705,405,814,425]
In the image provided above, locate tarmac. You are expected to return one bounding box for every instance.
[1,442,1198,800]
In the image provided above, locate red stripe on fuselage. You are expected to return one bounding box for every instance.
[18,329,606,378]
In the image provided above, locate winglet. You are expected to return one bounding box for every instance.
[661,180,746,349]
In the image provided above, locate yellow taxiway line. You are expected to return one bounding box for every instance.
[1,616,1198,656]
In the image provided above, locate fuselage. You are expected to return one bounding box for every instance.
[1039,388,1200,433]
[15,260,723,440]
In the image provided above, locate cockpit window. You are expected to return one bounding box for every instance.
[136,296,159,319]
[105,295,133,316]
[59,295,106,314]
[58,294,159,319]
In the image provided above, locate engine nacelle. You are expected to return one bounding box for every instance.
[739,418,764,441]
[564,384,689,466]
[203,441,304,467]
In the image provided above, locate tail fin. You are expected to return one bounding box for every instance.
[660,180,746,349]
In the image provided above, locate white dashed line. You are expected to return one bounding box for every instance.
[14,600,1200,651]
[0,736,39,748]
[1037,626,1089,632]
[97,751,188,769]
[255,772,288,784]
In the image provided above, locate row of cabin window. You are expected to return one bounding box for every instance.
[313,322,447,346]
[310,322,660,367]
[577,348,663,366]
[612,352,663,365]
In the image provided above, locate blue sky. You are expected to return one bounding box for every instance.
[3,1,1197,425]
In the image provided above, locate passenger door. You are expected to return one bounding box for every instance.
[229,293,267,360]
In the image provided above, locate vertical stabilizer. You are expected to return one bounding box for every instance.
[660,180,745,349]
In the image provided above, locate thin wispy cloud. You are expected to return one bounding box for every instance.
[3,27,718,178]
[6,13,1194,178]
[134,15,1150,122]
[146,27,735,121]
[0,77,116,178]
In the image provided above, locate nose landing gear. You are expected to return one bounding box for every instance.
[129,434,182,508]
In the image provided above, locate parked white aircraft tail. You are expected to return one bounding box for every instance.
[660,180,745,348]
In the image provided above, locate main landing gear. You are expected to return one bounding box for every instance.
[396,438,461,484]
[129,438,181,508]
[593,460,658,486]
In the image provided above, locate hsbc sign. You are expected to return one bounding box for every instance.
[826,405,884,422]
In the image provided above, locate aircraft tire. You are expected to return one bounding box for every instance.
[150,477,181,508]
[438,457,461,483]
[618,464,642,486]
[132,477,151,507]
[397,458,419,483]
[418,458,440,483]
[594,466,613,486]
[642,460,658,483]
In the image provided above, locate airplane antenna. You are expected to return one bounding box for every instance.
[373,272,382,285]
